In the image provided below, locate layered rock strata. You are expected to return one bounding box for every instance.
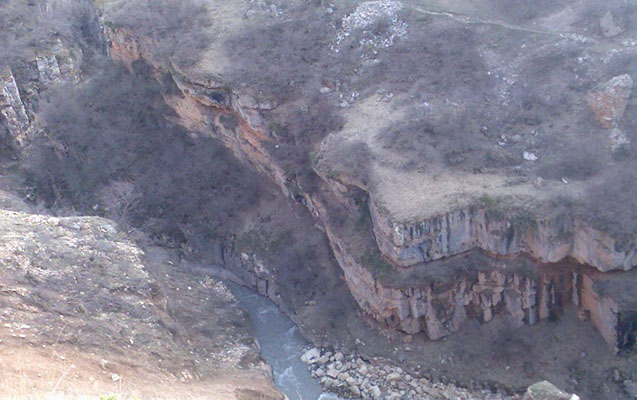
[105,28,636,352]
[1,40,79,145]
[370,201,636,272]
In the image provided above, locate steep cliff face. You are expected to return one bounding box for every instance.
[0,67,29,144]
[104,25,636,352]
[370,201,636,272]
[0,39,80,146]
[102,0,636,354]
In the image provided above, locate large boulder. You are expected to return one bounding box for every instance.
[523,381,579,400]
[588,74,633,128]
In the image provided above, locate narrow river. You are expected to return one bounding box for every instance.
[228,282,345,400]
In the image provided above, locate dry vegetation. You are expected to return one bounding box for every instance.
[25,61,264,246]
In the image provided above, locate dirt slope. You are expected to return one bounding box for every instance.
[0,187,282,400]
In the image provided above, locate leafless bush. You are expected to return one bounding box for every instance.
[0,0,43,64]
[99,180,142,230]
[224,2,339,103]
[27,59,264,246]
[106,0,212,66]
[0,0,102,66]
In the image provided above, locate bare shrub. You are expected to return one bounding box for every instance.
[0,0,44,64]
[106,0,212,66]
[224,3,338,103]
[0,0,103,66]
[99,180,142,230]
[27,58,263,245]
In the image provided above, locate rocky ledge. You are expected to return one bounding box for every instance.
[0,201,283,399]
[370,199,636,272]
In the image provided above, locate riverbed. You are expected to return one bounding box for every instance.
[228,282,345,400]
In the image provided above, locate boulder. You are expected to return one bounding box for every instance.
[523,381,579,400]
[600,11,624,38]
[624,380,637,399]
[588,74,633,129]
[301,347,320,364]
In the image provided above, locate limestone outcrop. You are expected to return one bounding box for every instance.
[588,74,633,129]
[523,381,579,400]
[0,67,29,144]
[370,201,636,272]
[0,40,80,145]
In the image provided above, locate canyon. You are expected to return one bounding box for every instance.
[103,0,637,355]
[1,0,636,398]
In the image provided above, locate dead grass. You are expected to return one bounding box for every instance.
[0,333,281,400]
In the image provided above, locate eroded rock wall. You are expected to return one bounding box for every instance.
[0,67,29,144]
[370,202,636,272]
[1,40,80,146]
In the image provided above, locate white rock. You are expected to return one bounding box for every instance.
[600,11,624,38]
[523,151,538,161]
[301,347,321,364]
[318,354,331,364]
[387,372,401,381]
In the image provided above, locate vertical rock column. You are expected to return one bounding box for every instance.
[0,67,30,145]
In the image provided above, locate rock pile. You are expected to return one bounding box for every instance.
[301,347,511,400]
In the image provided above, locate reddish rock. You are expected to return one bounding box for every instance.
[587,74,633,129]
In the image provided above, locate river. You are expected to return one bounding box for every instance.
[228,282,345,400]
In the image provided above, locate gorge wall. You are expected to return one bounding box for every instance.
[94,25,637,353]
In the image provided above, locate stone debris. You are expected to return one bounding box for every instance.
[522,151,537,161]
[608,127,629,153]
[333,0,408,53]
[623,380,637,399]
[301,347,511,400]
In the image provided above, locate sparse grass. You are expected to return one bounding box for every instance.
[476,194,508,221]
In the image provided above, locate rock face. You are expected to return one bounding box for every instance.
[588,74,633,129]
[1,40,80,146]
[330,229,636,350]
[599,11,625,38]
[0,67,29,144]
[371,202,636,272]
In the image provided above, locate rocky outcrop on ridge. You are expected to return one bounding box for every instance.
[0,195,283,399]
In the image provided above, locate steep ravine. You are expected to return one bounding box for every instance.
[104,26,637,358]
[103,26,637,357]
